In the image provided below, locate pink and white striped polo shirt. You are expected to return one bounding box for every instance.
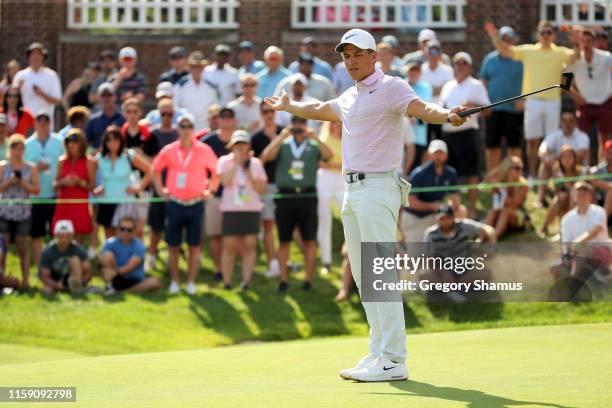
[328,69,419,173]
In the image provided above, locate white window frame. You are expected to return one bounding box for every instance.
[291,0,466,29]
[541,0,612,27]
[67,0,240,30]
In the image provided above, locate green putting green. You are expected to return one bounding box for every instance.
[1,323,610,408]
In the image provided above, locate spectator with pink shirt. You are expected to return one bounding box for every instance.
[217,130,268,290]
[152,113,218,295]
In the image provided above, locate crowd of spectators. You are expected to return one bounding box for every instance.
[0,23,610,297]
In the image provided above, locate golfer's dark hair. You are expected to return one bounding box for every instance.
[537,21,554,32]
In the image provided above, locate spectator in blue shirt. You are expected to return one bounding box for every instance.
[238,41,266,76]
[479,26,524,171]
[401,140,467,243]
[288,37,334,81]
[85,83,125,149]
[99,215,160,294]
[256,46,292,99]
[406,62,433,172]
[159,46,189,85]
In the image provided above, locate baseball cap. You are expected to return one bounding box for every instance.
[169,46,186,59]
[405,61,421,72]
[54,220,75,235]
[291,73,309,87]
[97,82,114,96]
[35,109,50,120]
[499,26,516,40]
[238,40,255,51]
[302,36,317,46]
[0,113,7,125]
[119,46,137,60]
[574,180,594,193]
[226,130,251,148]
[335,29,377,53]
[27,42,48,56]
[437,203,455,218]
[381,35,399,48]
[177,112,195,126]
[187,51,207,66]
[215,44,231,54]
[418,29,437,43]
[453,51,473,65]
[155,82,174,99]
[298,52,314,63]
[99,49,115,60]
[428,139,448,154]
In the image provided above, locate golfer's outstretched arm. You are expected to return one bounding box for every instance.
[264,90,340,122]
[407,99,467,126]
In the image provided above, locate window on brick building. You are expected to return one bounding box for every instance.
[67,0,239,30]
[291,0,466,29]
[542,0,612,27]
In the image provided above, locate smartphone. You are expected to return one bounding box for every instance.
[244,159,251,170]
[13,170,22,179]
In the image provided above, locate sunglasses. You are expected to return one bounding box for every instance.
[219,115,234,119]
[125,109,140,114]
[511,165,523,171]
[119,226,134,233]
[36,116,50,122]
[242,83,257,88]
[101,92,114,97]
[6,93,18,98]
[179,124,194,129]
[170,55,185,60]
[67,136,80,143]
[9,143,24,149]
[262,110,275,114]
[539,30,553,36]
[160,112,174,117]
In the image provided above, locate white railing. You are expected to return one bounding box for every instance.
[541,0,612,27]
[291,0,466,29]
[67,0,239,30]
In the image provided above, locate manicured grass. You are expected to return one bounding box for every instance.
[1,323,610,408]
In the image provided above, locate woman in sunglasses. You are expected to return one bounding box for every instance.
[52,128,96,244]
[1,86,35,136]
[0,134,40,288]
[93,125,151,239]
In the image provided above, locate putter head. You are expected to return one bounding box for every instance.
[560,72,573,91]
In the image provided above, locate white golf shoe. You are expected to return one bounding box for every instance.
[339,354,377,380]
[168,281,180,295]
[349,356,408,382]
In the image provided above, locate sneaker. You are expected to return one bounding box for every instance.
[349,357,408,382]
[145,253,157,272]
[278,281,288,293]
[320,264,331,276]
[302,281,312,291]
[67,276,83,294]
[168,281,180,295]
[87,246,97,260]
[240,281,249,291]
[214,272,223,281]
[339,354,377,380]
[265,259,280,278]
[105,285,116,295]
[185,281,197,295]
[223,283,233,290]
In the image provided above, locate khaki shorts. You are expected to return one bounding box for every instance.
[204,196,222,237]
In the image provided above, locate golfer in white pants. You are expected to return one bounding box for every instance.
[264,28,467,382]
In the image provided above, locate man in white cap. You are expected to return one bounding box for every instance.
[402,29,451,66]
[265,28,468,382]
[39,220,91,294]
[110,46,148,104]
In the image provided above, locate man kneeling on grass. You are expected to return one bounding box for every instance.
[40,220,92,294]
[99,216,161,294]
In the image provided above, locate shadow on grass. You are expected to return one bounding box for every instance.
[364,380,576,408]
[188,292,255,341]
[425,301,504,323]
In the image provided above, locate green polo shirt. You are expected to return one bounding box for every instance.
[275,137,321,189]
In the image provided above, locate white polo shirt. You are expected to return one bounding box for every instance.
[561,204,610,242]
[420,62,454,104]
[440,76,490,133]
[569,49,612,105]
[173,74,219,132]
[328,70,419,173]
[204,63,240,106]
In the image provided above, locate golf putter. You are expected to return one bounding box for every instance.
[456,72,574,118]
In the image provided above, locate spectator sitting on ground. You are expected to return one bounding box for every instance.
[58,106,90,139]
[143,82,188,128]
[85,83,125,149]
[484,156,529,240]
[0,59,20,107]
[0,133,40,288]
[205,44,240,106]
[402,139,467,244]
[110,47,148,104]
[591,140,612,218]
[540,144,587,237]
[2,86,35,136]
[89,50,117,108]
[262,116,333,292]
[402,28,452,66]
[288,37,334,81]
[227,74,262,132]
[256,46,292,99]
[62,62,99,111]
[537,110,590,205]
[159,46,189,85]
[276,53,335,102]
[218,130,268,290]
[174,51,218,132]
[99,215,161,294]
[12,42,62,129]
[238,41,266,76]
[39,220,91,294]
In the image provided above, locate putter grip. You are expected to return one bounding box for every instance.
[457,107,483,118]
